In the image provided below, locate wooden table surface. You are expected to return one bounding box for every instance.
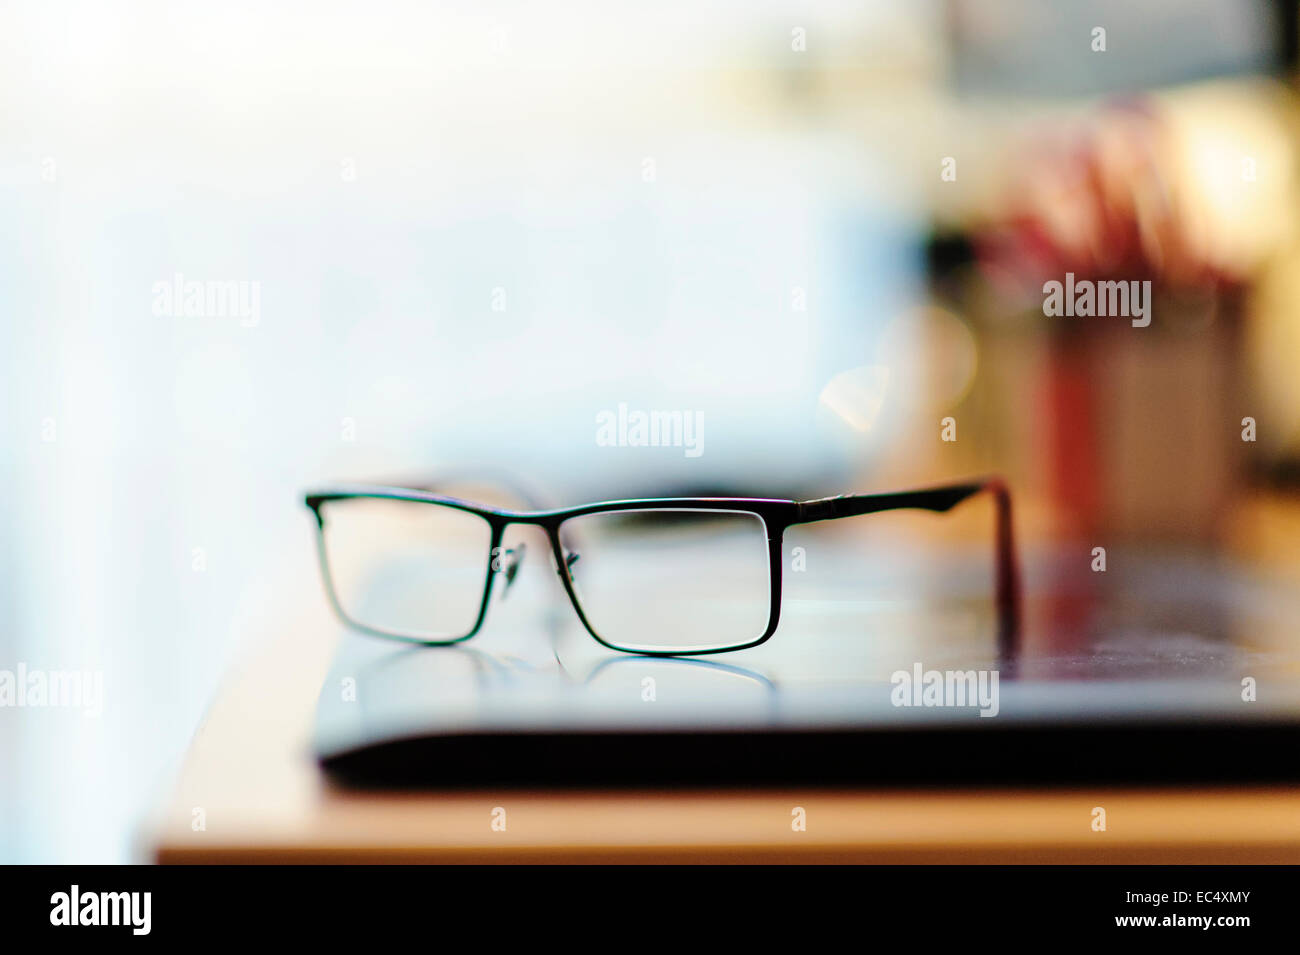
[148,588,1300,864]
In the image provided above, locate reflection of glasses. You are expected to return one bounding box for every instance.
[303,478,1020,657]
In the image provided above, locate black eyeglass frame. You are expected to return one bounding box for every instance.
[303,478,1020,657]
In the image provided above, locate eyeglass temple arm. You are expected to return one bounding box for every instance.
[794,479,1021,658]
[392,469,554,511]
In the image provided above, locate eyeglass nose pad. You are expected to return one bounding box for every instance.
[499,542,526,598]
[564,551,580,578]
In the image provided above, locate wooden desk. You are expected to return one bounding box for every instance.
[149,593,1300,864]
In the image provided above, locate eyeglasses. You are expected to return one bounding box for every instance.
[303,478,1020,657]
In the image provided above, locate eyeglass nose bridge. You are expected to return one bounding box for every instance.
[487,517,580,604]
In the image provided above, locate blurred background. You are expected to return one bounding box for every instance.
[4,0,1300,861]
